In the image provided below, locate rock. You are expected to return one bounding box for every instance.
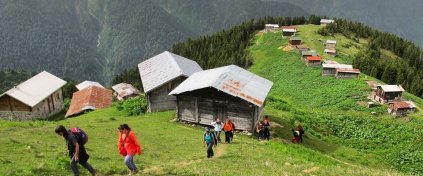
[247,132,253,136]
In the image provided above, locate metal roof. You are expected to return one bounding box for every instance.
[326,40,337,44]
[307,56,323,61]
[301,51,318,56]
[320,19,335,24]
[65,86,113,117]
[336,68,361,73]
[0,71,66,107]
[76,81,104,90]
[322,64,353,69]
[290,36,302,41]
[138,51,203,93]
[282,29,297,33]
[324,49,337,53]
[169,65,273,107]
[379,85,405,92]
[112,83,140,99]
[265,24,279,28]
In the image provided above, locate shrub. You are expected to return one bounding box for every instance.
[115,95,147,116]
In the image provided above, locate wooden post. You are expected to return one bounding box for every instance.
[8,96,13,112]
[50,95,55,110]
[195,97,199,123]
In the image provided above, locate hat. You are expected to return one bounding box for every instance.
[205,127,210,131]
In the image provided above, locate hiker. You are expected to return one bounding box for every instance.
[263,115,271,140]
[291,129,300,143]
[256,120,264,140]
[118,124,141,175]
[203,127,217,158]
[55,125,96,176]
[296,124,305,143]
[223,118,235,143]
[211,118,223,142]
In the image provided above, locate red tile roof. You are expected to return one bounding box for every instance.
[65,86,113,117]
[306,56,323,61]
[336,68,361,74]
[392,101,413,110]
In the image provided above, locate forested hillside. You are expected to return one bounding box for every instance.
[0,0,308,84]
[0,70,32,93]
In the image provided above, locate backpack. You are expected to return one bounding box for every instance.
[70,127,88,145]
[204,132,217,144]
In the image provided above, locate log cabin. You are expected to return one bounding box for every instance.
[289,36,302,46]
[138,51,203,112]
[306,56,323,67]
[335,68,360,78]
[388,101,416,116]
[282,26,297,37]
[112,83,140,101]
[372,85,405,104]
[169,65,273,132]
[322,64,353,76]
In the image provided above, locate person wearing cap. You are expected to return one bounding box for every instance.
[211,118,223,142]
[203,127,217,158]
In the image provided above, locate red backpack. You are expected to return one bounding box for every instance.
[69,127,88,145]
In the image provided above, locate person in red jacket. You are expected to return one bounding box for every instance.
[118,124,141,174]
[223,119,235,143]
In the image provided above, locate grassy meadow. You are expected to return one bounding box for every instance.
[0,25,422,175]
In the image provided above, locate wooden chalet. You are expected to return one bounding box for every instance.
[335,68,360,78]
[388,101,416,116]
[265,24,280,32]
[372,85,405,104]
[324,49,337,56]
[289,36,302,46]
[0,71,66,120]
[306,56,323,67]
[325,40,337,49]
[301,51,318,59]
[295,45,309,52]
[138,51,203,112]
[169,65,273,132]
[282,26,297,37]
[322,64,353,76]
[65,86,113,117]
[112,83,140,101]
[320,19,335,26]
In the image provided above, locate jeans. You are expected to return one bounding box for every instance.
[125,155,138,171]
[206,142,214,158]
[215,131,221,142]
[263,127,270,140]
[225,131,233,143]
[70,156,96,176]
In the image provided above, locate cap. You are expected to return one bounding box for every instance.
[205,127,210,131]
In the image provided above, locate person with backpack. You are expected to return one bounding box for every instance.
[55,125,96,176]
[263,115,271,140]
[256,120,264,140]
[296,124,305,143]
[211,118,223,142]
[223,118,235,143]
[203,127,217,158]
[118,124,141,175]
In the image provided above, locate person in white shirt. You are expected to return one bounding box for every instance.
[211,118,223,142]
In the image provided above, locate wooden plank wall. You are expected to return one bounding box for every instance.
[149,77,185,112]
[177,96,196,122]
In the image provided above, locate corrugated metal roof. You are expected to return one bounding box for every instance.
[0,71,66,107]
[112,83,140,100]
[379,85,405,92]
[138,51,203,93]
[392,101,415,109]
[65,86,113,117]
[326,40,337,44]
[336,68,361,73]
[320,19,335,23]
[282,26,297,30]
[290,36,302,41]
[322,64,353,69]
[307,56,323,61]
[169,65,273,107]
[265,24,279,28]
[76,81,104,90]
[324,49,336,53]
[301,51,318,56]
[282,29,297,33]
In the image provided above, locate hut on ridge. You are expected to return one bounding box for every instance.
[388,101,416,116]
[65,86,113,117]
[306,56,323,67]
[282,26,297,37]
[335,68,360,78]
[372,85,405,104]
[322,64,353,76]
[138,51,203,112]
[112,83,140,101]
[320,19,335,26]
[169,65,273,132]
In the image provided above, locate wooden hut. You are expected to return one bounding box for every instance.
[0,71,66,120]
[325,40,337,49]
[289,36,302,46]
[322,64,353,76]
[76,81,104,90]
[320,19,335,26]
[169,65,273,132]
[306,56,323,67]
[335,68,360,78]
[372,85,405,104]
[388,101,416,116]
[282,26,297,37]
[265,24,280,32]
[295,45,309,52]
[301,51,318,59]
[65,86,113,117]
[324,49,337,56]
[112,83,140,101]
[138,51,203,112]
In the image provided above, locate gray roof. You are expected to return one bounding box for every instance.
[290,36,302,41]
[112,83,140,99]
[0,71,67,107]
[169,65,273,107]
[76,81,104,90]
[138,51,203,93]
[301,51,318,56]
[378,85,405,92]
[322,64,353,69]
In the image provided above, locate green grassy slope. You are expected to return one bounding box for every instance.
[248,30,423,174]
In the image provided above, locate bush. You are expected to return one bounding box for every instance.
[115,95,147,116]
